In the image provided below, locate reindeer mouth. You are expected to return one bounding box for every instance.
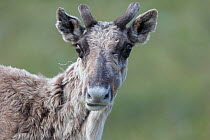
[86,103,107,111]
[87,103,106,106]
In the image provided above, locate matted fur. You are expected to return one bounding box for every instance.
[0,63,109,140]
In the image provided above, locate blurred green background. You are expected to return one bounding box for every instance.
[0,0,210,140]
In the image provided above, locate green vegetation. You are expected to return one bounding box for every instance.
[0,0,209,140]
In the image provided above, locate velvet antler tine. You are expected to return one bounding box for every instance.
[78,4,97,28]
[114,2,140,29]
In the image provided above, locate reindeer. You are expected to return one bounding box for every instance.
[0,2,158,140]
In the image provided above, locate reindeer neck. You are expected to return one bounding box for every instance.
[48,61,112,139]
[46,61,89,139]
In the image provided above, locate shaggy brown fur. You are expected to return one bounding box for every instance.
[0,60,112,140]
[0,64,85,139]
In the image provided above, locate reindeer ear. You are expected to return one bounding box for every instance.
[56,8,85,43]
[128,9,158,44]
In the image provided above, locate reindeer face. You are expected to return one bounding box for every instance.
[56,2,158,111]
[77,23,130,111]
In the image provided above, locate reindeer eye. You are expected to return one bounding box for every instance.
[75,45,81,53]
[126,44,132,53]
[122,44,132,58]
[75,44,83,58]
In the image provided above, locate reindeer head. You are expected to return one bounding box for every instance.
[56,2,158,111]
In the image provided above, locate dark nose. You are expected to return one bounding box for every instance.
[86,86,110,103]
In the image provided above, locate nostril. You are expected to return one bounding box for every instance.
[104,93,109,100]
[87,93,92,99]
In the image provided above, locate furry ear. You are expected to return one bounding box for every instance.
[56,8,85,43]
[128,9,158,44]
